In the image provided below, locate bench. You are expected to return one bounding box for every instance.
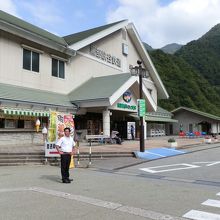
[86,135,111,146]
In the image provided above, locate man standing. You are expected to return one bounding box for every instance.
[130,125,135,140]
[55,127,76,183]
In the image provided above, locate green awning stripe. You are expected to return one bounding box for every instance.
[2,108,49,116]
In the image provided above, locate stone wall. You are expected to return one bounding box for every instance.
[0,131,44,146]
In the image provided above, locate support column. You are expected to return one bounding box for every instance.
[103,109,111,136]
[144,121,147,139]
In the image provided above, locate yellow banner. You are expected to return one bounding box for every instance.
[48,111,75,142]
[48,111,57,142]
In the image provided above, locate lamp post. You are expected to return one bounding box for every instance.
[130,60,148,152]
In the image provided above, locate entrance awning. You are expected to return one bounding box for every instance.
[146,116,178,123]
[1,108,49,117]
[129,113,178,123]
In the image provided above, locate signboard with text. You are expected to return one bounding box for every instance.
[137,99,146,117]
[109,90,137,112]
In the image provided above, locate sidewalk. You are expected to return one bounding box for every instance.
[1,136,218,154]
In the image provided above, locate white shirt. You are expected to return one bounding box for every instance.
[56,136,75,152]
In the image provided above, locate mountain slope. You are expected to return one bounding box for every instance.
[176,24,220,91]
[149,50,220,116]
[142,42,154,51]
[161,43,183,54]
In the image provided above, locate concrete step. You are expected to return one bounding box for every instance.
[0,163,43,166]
[0,152,134,166]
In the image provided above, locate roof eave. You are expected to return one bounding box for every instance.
[0,20,76,56]
[71,98,110,108]
[0,98,75,108]
[69,20,129,51]
[171,107,220,121]
[126,23,169,100]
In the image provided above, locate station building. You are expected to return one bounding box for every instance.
[0,10,169,145]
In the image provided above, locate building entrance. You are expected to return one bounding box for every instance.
[110,110,137,140]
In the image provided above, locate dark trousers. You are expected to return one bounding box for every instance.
[60,154,71,180]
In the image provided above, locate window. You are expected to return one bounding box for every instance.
[189,124,193,132]
[24,120,33,129]
[5,119,16,128]
[52,58,65,79]
[17,120,24,128]
[0,119,5,128]
[23,49,39,72]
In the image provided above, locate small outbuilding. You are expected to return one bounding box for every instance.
[171,107,220,135]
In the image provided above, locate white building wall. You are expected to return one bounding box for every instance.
[0,28,158,100]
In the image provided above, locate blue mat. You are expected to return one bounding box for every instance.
[134,147,185,160]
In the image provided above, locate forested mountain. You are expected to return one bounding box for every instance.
[149,50,220,116]
[161,43,183,54]
[144,24,220,116]
[142,42,154,51]
[176,24,220,92]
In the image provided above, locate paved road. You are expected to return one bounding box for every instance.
[1,144,220,220]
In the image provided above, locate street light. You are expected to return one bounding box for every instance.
[130,60,149,152]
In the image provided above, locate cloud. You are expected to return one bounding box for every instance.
[0,0,18,16]
[107,0,220,48]
[20,0,64,27]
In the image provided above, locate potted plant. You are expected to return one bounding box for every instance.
[168,138,177,148]
[204,136,212,144]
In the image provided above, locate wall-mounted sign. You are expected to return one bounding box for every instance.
[90,44,121,67]
[117,103,136,111]
[123,91,132,103]
[122,43,128,55]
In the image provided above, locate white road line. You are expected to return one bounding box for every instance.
[144,151,166,157]
[183,209,220,220]
[140,163,199,173]
[192,161,220,166]
[162,147,185,153]
[0,187,31,192]
[202,199,220,208]
[0,187,185,220]
[118,206,185,220]
[207,162,220,167]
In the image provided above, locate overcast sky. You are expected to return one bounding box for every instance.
[1,0,220,48]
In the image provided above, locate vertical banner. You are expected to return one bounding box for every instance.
[137,99,146,117]
[48,111,57,142]
[45,111,75,157]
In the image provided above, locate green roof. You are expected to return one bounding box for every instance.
[146,106,173,118]
[144,106,177,122]
[63,20,126,45]
[0,83,73,107]
[172,107,220,121]
[146,117,178,123]
[0,10,67,46]
[69,73,131,102]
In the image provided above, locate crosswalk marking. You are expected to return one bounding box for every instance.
[183,209,220,220]
[202,199,220,208]
[183,192,220,219]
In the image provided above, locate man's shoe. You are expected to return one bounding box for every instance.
[67,178,73,182]
[62,179,71,183]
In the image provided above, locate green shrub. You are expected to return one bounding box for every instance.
[168,138,176,143]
